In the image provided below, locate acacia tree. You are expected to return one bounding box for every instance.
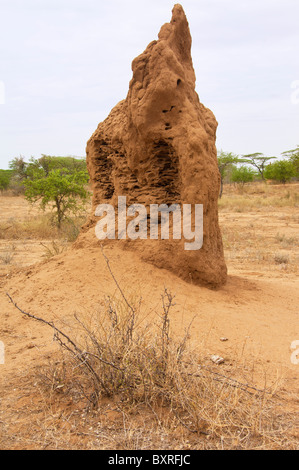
[217,150,240,197]
[239,153,276,181]
[24,166,90,229]
[281,146,299,178]
[8,155,28,193]
[9,155,28,181]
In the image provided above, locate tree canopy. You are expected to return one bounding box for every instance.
[23,156,90,228]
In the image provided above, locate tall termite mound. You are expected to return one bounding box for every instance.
[86,4,227,288]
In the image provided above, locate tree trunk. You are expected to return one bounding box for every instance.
[219,177,223,198]
[55,197,62,229]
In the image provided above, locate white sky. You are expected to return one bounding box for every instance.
[0,0,298,169]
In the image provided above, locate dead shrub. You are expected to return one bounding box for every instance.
[273,253,290,265]
[6,248,297,449]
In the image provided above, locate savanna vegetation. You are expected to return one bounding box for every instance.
[217,145,299,196]
[2,155,91,231]
[1,145,298,209]
[0,151,298,450]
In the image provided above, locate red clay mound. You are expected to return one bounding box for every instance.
[84,4,227,289]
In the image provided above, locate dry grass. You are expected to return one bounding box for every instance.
[0,198,89,274]
[6,254,298,451]
[218,182,299,276]
[0,213,87,242]
[220,222,298,275]
[219,182,299,213]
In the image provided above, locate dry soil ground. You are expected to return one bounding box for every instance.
[0,183,298,450]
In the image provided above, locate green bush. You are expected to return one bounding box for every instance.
[281,146,299,178]
[0,169,13,191]
[264,160,295,184]
[24,167,90,229]
[231,166,257,185]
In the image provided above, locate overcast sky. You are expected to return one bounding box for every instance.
[0,0,298,169]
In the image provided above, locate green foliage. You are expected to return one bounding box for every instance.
[6,154,88,196]
[9,156,28,181]
[8,156,28,193]
[217,150,240,178]
[24,160,90,228]
[231,166,257,185]
[239,153,276,180]
[281,146,299,178]
[0,169,13,191]
[264,160,295,184]
[27,155,87,176]
[217,150,240,197]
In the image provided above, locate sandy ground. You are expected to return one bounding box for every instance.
[0,192,298,449]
